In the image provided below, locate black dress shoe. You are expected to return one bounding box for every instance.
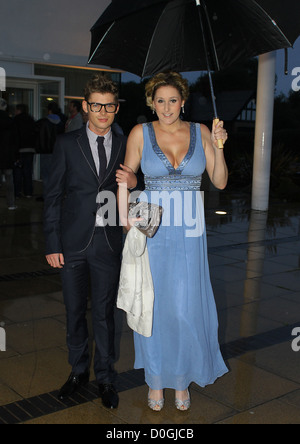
[58,372,89,400]
[98,383,119,409]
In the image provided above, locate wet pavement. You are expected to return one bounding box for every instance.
[0,182,299,424]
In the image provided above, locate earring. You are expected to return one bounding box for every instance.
[182,105,185,114]
[153,109,156,115]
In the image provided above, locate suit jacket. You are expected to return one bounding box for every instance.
[44,126,127,255]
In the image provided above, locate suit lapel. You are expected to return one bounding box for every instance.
[76,129,99,182]
[76,127,124,186]
[102,131,122,186]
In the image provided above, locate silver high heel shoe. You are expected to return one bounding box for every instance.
[148,390,165,412]
[175,390,191,411]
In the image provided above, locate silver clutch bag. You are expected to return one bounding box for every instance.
[128,202,163,238]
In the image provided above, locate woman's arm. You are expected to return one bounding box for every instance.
[117,124,144,231]
[123,124,144,173]
[201,120,228,190]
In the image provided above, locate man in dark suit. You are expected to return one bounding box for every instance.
[44,75,137,409]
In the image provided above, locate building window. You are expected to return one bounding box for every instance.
[237,99,256,122]
[34,64,121,114]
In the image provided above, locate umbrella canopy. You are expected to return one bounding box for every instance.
[88,0,300,78]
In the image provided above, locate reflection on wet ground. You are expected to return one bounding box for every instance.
[0,185,299,424]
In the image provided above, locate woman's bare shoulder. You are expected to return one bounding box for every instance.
[129,123,144,138]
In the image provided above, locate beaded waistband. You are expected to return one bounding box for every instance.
[144,175,202,192]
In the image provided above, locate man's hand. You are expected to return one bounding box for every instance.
[116,164,138,190]
[46,253,65,269]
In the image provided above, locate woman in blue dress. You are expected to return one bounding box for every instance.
[118,72,228,411]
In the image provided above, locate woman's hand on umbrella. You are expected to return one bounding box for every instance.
[211,120,228,150]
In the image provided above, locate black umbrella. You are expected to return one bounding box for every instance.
[88,0,300,145]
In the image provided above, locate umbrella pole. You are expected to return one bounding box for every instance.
[195,0,223,148]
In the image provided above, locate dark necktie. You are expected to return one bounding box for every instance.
[97,136,107,181]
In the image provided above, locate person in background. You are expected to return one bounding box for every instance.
[35,102,64,200]
[12,104,36,198]
[0,98,17,210]
[65,100,83,133]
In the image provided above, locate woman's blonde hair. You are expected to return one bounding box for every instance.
[145,71,189,109]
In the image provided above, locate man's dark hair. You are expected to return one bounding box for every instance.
[16,104,29,114]
[48,101,60,114]
[84,74,119,103]
[70,100,82,112]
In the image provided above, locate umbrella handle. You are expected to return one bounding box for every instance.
[213,118,224,149]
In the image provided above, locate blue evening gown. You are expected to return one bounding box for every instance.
[133,122,228,391]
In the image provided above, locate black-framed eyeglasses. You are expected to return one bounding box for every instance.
[87,102,118,113]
